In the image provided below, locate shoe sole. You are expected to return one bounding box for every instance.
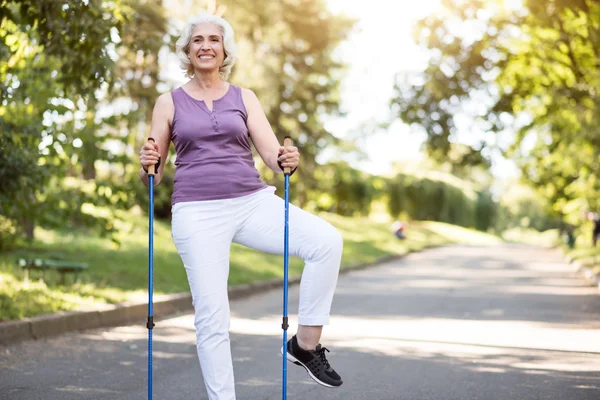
[280,346,340,388]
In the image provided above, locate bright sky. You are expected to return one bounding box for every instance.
[322,0,437,175]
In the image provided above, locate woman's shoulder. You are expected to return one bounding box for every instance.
[234,85,259,104]
[233,84,254,96]
[156,91,176,108]
[227,84,258,110]
[223,81,249,94]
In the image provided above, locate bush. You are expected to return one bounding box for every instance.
[386,172,496,230]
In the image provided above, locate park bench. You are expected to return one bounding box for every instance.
[18,258,88,284]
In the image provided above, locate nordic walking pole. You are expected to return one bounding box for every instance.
[146,138,157,400]
[282,136,292,400]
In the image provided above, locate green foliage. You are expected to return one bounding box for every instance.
[475,191,496,232]
[0,127,46,247]
[386,173,560,234]
[0,0,167,247]
[494,181,560,232]
[391,0,600,224]
[385,171,494,230]
[309,161,374,216]
[0,0,126,93]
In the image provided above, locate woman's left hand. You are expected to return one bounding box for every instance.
[278,145,300,172]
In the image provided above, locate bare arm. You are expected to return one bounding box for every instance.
[138,92,174,187]
[241,88,299,173]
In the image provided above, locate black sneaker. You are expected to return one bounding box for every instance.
[281,335,343,388]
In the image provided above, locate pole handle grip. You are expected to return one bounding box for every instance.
[283,136,292,175]
[147,138,156,176]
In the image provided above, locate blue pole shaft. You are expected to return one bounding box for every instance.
[282,173,290,400]
[148,175,154,400]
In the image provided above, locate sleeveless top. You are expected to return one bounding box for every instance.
[170,84,267,204]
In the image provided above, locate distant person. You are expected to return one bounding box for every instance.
[392,220,407,240]
[589,212,600,247]
[563,223,576,249]
[138,12,343,399]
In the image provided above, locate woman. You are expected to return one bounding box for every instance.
[138,13,343,399]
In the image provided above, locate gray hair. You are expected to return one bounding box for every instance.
[175,13,238,79]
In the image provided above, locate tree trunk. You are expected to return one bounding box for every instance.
[21,218,35,242]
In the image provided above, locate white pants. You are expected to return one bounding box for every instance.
[171,186,343,400]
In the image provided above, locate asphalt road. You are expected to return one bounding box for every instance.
[2,244,600,399]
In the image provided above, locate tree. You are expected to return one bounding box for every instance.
[391,0,600,223]
[1,0,124,244]
[0,0,167,246]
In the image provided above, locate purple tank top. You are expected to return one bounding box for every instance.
[170,84,267,204]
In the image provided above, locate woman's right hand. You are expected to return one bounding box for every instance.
[140,140,161,171]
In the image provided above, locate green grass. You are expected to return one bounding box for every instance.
[501,227,561,247]
[0,209,502,321]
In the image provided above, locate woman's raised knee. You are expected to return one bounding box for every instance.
[313,224,343,260]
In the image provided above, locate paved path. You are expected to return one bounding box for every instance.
[2,244,600,399]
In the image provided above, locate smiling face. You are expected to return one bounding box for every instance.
[187,23,226,75]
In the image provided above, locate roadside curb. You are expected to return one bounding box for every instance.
[0,251,410,346]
